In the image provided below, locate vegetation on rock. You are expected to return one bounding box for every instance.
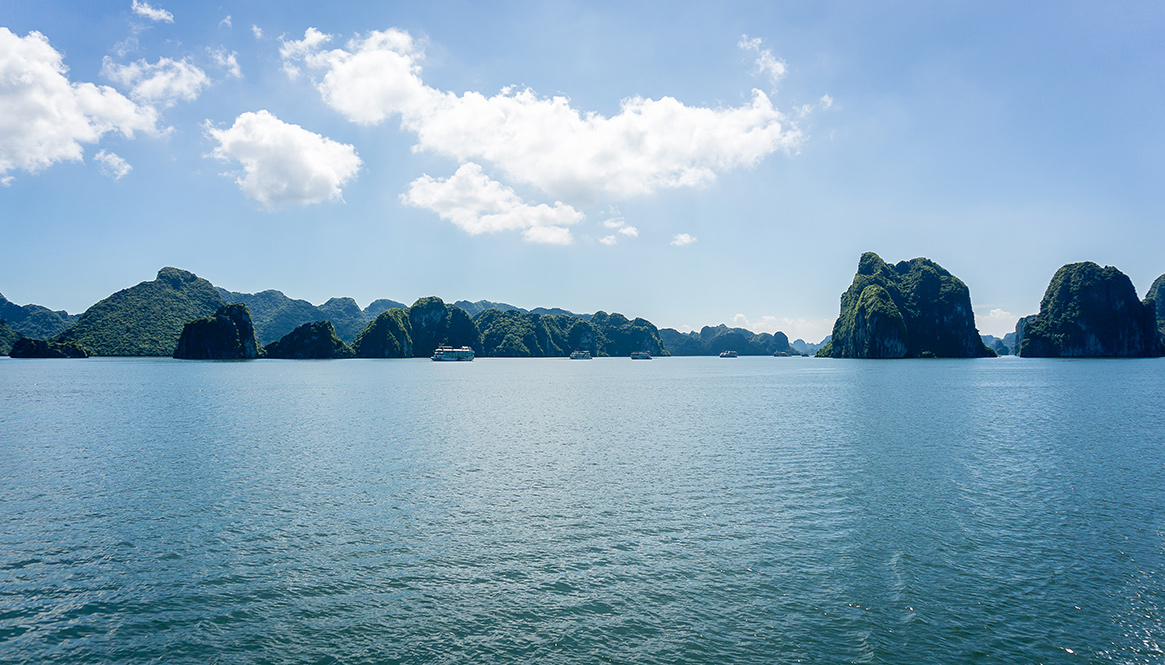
[217,288,404,345]
[10,337,90,358]
[0,293,78,339]
[264,321,354,359]
[353,308,413,358]
[1018,262,1161,357]
[56,268,224,356]
[0,319,16,355]
[660,325,799,356]
[174,303,261,360]
[820,252,994,358]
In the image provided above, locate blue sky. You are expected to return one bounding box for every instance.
[2,1,1163,341]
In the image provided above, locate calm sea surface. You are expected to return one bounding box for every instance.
[1,356,1162,664]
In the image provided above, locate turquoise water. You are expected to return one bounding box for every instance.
[0,356,1162,664]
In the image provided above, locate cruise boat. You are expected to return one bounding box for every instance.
[719,350,738,358]
[630,351,652,360]
[569,350,592,360]
[431,345,475,361]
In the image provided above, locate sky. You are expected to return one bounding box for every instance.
[2,1,1164,342]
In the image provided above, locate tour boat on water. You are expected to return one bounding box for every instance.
[431,345,475,361]
[569,350,592,360]
[719,350,738,358]
[630,351,652,360]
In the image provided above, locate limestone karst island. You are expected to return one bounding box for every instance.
[3,256,1163,360]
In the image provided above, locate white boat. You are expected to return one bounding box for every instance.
[569,350,592,360]
[432,345,475,361]
[719,350,738,358]
[630,351,652,360]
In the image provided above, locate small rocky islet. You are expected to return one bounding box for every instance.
[5,258,1165,360]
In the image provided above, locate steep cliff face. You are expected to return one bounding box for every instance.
[173,303,260,360]
[264,321,354,359]
[352,308,414,358]
[406,297,480,357]
[1019,262,1161,357]
[1147,274,1165,336]
[58,267,224,356]
[823,253,993,358]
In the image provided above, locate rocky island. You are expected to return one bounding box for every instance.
[265,321,355,359]
[817,252,994,358]
[173,304,261,360]
[1015,262,1161,357]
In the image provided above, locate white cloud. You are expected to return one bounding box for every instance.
[209,47,241,78]
[0,29,159,181]
[976,308,1019,337]
[131,0,173,23]
[251,25,263,39]
[94,149,131,180]
[602,218,625,229]
[207,110,362,208]
[671,233,696,246]
[738,35,786,86]
[102,56,209,107]
[730,314,835,342]
[820,94,833,109]
[401,162,583,244]
[599,235,618,246]
[618,225,638,237]
[282,28,801,203]
[219,15,232,28]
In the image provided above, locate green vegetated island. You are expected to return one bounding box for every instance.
[4,255,1164,360]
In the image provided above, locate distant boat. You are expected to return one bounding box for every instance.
[719,350,738,358]
[569,350,592,360]
[630,351,652,360]
[432,345,474,361]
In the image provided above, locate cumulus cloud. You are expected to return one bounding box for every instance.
[102,56,209,107]
[596,215,637,245]
[738,35,786,86]
[402,162,583,244]
[976,308,1019,336]
[671,233,696,246]
[0,29,159,181]
[94,149,131,180]
[281,28,801,204]
[206,110,362,208]
[131,0,173,23]
[219,15,232,28]
[251,25,263,39]
[208,47,241,78]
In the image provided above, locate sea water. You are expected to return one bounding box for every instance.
[0,356,1162,664]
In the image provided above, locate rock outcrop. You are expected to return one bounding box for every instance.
[353,308,414,358]
[1018,262,1161,357]
[818,252,994,358]
[407,297,480,358]
[9,337,90,358]
[264,321,354,359]
[57,267,224,356]
[1147,274,1165,338]
[173,303,260,360]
